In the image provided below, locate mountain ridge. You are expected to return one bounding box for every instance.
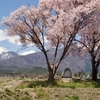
[0,51,18,60]
[0,50,92,73]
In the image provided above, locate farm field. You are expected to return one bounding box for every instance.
[0,77,100,100]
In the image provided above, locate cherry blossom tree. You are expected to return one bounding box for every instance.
[2,0,99,82]
[74,12,100,81]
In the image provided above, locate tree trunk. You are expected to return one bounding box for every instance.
[91,54,98,81]
[92,68,98,81]
[48,69,55,84]
[91,62,98,81]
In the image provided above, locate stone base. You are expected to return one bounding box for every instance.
[61,78,73,82]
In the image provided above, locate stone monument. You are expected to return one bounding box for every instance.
[61,68,72,82]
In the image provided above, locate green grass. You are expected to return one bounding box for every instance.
[34,88,48,99]
[70,95,79,100]
[24,91,29,95]
[54,94,59,97]
[16,79,100,89]
[5,88,15,96]
[21,95,30,100]
[58,94,79,100]
[56,79,100,88]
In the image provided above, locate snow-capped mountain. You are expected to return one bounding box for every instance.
[0,50,92,73]
[0,51,18,60]
[0,47,93,73]
[0,47,18,60]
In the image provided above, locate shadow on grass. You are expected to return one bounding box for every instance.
[27,80,60,88]
[27,80,76,89]
[74,79,100,88]
[17,79,100,89]
[87,79,100,88]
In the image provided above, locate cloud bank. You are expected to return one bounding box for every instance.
[0,29,21,45]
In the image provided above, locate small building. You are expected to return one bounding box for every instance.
[61,68,72,82]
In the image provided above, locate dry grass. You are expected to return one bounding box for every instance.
[0,77,100,100]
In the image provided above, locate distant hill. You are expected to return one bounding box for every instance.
[18,67,48,75]
[0,67,48,75]
[0,49,97,74]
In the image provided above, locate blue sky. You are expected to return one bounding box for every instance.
[0,0,39,55]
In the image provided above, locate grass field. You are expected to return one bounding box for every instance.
[0,77,100,100]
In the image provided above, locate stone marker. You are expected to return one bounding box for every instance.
[61,68,72,82]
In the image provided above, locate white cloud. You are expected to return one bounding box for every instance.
[0,46,8,54]
[7,36,22,45]
[19,50,36,55]
[0,29,21,45]
[0,29,49,46]
[0,29,8,41]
